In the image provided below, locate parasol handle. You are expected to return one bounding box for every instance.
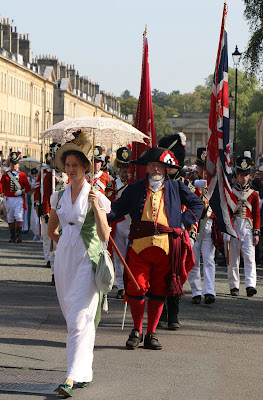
[109,234,140,291]
[91,129,95,190]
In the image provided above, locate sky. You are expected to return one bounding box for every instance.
[1,0,250,98]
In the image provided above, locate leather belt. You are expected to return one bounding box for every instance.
[68,222,75,225]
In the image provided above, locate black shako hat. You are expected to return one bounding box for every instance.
[132,147,179,167]
[196,147,206,167]
[115,146,131,168]
[235,156,251,174]
[158,133,186,168]
[10,151,20,164]
[93,146,105,161]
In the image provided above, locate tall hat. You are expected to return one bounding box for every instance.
[31,168,38,175]
[101,155,110,171]
[45,152,52,164]
[235,156,251,174]
[132,147,179,167]
[10,151,20,164]
[55,130,92,172]
[114,146,131,168]
[158,133,186,167]
[196,147,206,167]
[93,146,105,161]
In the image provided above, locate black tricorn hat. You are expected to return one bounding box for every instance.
[196,147,206,166]
[115,146,131,168]
[10,151,20,164]
[132,147,179,167]
[158,133,186,167]
[235,156,251,174]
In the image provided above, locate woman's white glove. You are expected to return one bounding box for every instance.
[223,233,231,242]
[15,189,22,196]
[194,179,207,189]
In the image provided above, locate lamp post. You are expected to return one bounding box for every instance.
[232,45,242,164]
[229,91,233,163]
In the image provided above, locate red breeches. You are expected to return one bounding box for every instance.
[125,246,171,296]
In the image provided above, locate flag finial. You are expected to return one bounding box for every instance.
[144,25,147,36]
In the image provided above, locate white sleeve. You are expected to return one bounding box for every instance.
[50,191,59,210]
[97,191,111,213]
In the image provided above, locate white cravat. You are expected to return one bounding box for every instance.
[149,177,165,192]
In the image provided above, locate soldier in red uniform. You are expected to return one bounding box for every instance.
[226,156,260,297]
[34,152,52,267]
[86,146,110,195]
[1,152,31,242]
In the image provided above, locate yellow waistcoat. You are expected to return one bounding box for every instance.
[132,186,170,254]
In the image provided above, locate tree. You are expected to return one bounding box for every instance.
[120,90,134,100]
[243,1,263,76]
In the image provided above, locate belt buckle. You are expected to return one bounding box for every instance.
[68,222,75,226]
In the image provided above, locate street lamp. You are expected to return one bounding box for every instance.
[232,45,242,164]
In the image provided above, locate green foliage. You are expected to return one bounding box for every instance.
[243,0,263,75]
[120,68,262,153]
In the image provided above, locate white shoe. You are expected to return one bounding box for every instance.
[33,235,39,242]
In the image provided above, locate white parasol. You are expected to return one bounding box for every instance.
[40,116,148,146]
[19,157,40,169]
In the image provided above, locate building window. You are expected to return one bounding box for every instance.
[196,140,201,153]
[186,141,191,155]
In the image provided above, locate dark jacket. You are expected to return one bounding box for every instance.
[108,178,203,229]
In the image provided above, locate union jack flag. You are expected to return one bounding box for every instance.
[206,3,237,237]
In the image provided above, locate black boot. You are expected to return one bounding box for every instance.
[157,300,167,328]
[167,295,180,330]
[9,228,16,243]
[16,227,22,243]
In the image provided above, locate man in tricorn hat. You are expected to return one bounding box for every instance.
[106,146,132,299]
[1,151,31,242]
[158,133,196,329]
[225,155,260,297]
[108,147,203,350]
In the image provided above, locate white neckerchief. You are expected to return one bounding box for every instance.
[149,176,165,192]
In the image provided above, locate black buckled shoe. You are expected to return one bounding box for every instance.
[230,288,239,297]
[246,287,257,297]
[126,329,143,349]
[115,289,125,299]
[144,332,162,350]
[168,322,180,330]
[192,295,201,304]
[204,294,215,304]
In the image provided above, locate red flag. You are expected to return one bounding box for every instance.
[130,29,157,182]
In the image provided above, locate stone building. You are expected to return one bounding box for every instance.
[0,17,126,160]
[166,112,234,165]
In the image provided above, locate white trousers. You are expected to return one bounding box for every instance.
[50,241,57,274]
[30,208,39,236]
[6,197,23,223]
[41,217,51,262]
[188,219,216,297]
[113,220,129,290]
[228,217,257,289]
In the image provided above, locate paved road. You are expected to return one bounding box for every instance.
[0,221,262,400]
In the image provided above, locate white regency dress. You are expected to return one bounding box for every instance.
[50,181,110,383]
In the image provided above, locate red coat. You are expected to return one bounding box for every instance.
[34,168,50,203]
[1,170,31,209]
[86,171,110,195]
[232,186,260,231]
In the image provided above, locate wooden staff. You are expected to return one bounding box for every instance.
[109,234,140,291]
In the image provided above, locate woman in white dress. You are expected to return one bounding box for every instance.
[48,139,110,398]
